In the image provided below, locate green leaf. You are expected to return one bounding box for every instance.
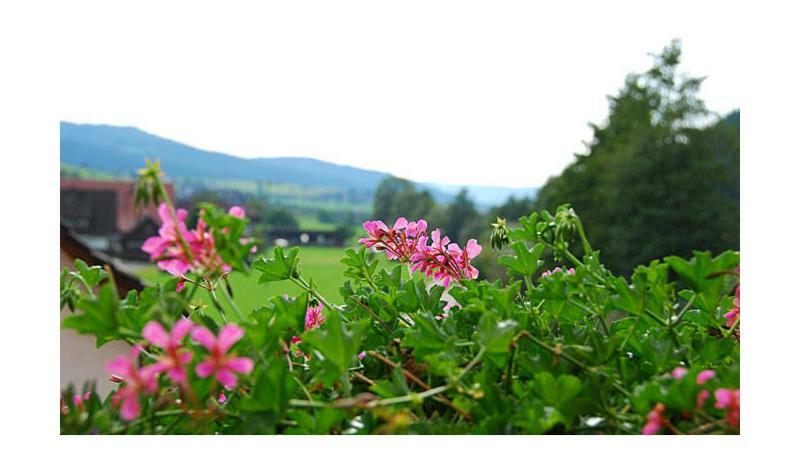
[498,242,545,278]
[73,259,108,288]
[477,313,518,354]
[340,246,379,284]
[253,247,300,283]
[61,282,120,346]
[303,314,368,379]
[240,359,297,414]
[530,372,582,410]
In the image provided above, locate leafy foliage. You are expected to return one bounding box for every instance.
[61,194,740,434]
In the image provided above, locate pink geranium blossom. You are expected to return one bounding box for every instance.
[142,203,196,276]
[106,345,160,420]
[291,303,326,359]
[671,367,688,379]
[358,218,482,288]
[305,303,325,330]
[723,285,740,328]
[228,206,245,218]
[410,230,482,287]
[359,218,428,262]
[143,203,252,290]
[714,388,740,428]
[642,403,666,435]
[696,370,716,385]
[541,266,576,278]
[192,324,254,390]
[142,318,194,384]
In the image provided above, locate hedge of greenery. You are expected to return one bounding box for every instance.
[60,162,739,434]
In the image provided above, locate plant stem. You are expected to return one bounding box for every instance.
[516,331,631,398]
[208,287,228,324]
[219,282,246,322]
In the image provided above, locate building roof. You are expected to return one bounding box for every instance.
[60,179,175,232]
[60,222,144,295]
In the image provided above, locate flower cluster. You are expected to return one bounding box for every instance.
[106,320,253,420]
[359,218,482,287]
[671,367,716,407]
[723,284,740,328]
[142,204,252,291]
[643,366,738,434]
[411,231,482,288]
[642,403,666,435]
[359,218,428,262]
[62,392,92,415]
[191,324,254,390]
[291,302,326,359]
[541,266,576,277]
[106,345,160,421]
[714,388,740,428]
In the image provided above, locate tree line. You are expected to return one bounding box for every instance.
[371,40,739,276]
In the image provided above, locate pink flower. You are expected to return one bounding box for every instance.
[142,203,194,275]
[228,206,246,218]
[696,370,716,385]
[358,351,366,361]
[142,203,231,290]
[71,392,91,409]
[410,231,481,287]
[289,335,306,359]
[714,388,740,428]
[305,303,325,330]
[142,318,194,384]
[106,345,160,420]
[192,324,254,390]
[642,403,666,435]
[290,303,326,359]
[359,218,428,262]
[696,389,710,407]
[541,266,576,278]
[723,285,740,328]
[671,367,688,379]
[218,392,227,404]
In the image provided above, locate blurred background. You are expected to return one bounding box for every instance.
[60,40,738,288]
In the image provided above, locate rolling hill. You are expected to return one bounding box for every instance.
[60,122,537,207]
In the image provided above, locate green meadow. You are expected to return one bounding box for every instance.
[137,246,350,316]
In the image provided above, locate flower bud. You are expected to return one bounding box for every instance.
[490,217,509,250]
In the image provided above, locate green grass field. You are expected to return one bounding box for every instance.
[137,246,357,317]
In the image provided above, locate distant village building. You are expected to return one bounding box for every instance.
[60,179,175,258]
[267,228,347,247]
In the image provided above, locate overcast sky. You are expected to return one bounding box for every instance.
[57,1,741,188]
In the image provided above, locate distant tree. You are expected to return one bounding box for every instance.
[491,196,536,222]
[372,176,437,222]
[534,40,739,273]
[373,177,416,221]
[444,189,479,244]
[263,207,299,230]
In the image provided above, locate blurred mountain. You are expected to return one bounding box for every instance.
[60,121,537,207]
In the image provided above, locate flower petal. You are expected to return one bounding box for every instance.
[195,360,215,378]
[106,355,132,379]
[228,206,245,218]
[216,368,239,390]
[217,324,245,353]
[191,326,217,351]
[171,318,194,344]
[120,390,141,421]
[142,321,170,348]
[227,357,254,374]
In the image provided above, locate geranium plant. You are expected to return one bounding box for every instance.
[60,162,740,435]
